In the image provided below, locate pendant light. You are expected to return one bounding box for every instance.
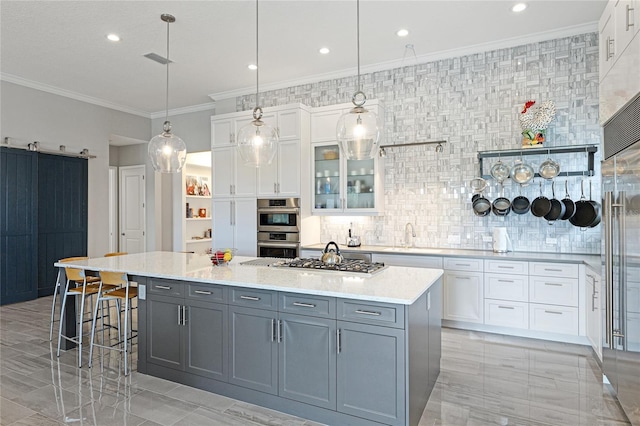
[336,0,382,160]
[148,14,187,173]
[236,0,278,168]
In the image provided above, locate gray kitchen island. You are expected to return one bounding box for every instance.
[57,252,443,426]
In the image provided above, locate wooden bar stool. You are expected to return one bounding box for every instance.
[88,270,137,375]
[56,257,117,367]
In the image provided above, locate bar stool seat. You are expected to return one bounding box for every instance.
[56,257,117,367]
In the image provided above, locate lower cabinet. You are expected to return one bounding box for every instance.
[337,321,405,425]
[443,270,484,323]
[585,271,602,359]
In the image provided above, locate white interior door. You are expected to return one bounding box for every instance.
[108,166,118,252]
[119,165,146,253]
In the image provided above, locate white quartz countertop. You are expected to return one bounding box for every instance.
[55,252,443,305]
[302,244,602,273]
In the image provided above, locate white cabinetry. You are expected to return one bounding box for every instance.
[443,258,484,324]
[212,198,256,256]
[310,101,384,216]
[585,270,602,360]
[599,0,640,123]
[212,146,256,197]
[483,260,529,329]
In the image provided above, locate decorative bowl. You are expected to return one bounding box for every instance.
[210,248,234,266]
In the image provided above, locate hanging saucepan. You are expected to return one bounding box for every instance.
[490,159,510,183]
[470,177,488,193]
[472,190,491,217]
[512,184,530,215]
[560,178,576,220]
[492,183,511,216]
[544,180,566,223]
[531,180,552,217]
[510,158,534,186]
[570,179,600,228]
[539,156,560,180]
[587,180,601,227]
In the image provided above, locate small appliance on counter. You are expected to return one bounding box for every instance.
[346,222,361,247]
[492,227,512,253]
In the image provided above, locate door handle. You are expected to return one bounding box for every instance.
[292,302,316,308]
[177,305,182,325]
[121,233,125,236]
[337,329,342,354]
[182,306,187,326]
[627,5,635,31]
[278,320,283,343]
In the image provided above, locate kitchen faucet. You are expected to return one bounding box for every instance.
[404,222,416,248]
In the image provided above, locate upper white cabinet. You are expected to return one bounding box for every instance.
[211,146,256,197]
[310,101,384,216]
[599,0,640,123]
[256,108,309,197]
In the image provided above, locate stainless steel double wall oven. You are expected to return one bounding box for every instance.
[257,198,300,258]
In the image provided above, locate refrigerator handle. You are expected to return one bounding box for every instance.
[618,191,627,350]
[604,191,614,348]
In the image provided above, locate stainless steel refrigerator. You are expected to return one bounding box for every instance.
[602,93,640,425]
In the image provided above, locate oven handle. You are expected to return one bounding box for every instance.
[257,242,300,248]
[257,208,300,214]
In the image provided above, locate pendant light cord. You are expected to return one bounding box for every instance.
[165,18,170,124]
[255,0,259,106]
[356,0,360,92]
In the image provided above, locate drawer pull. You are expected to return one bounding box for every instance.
[497,279,514,283]
[454,276,471,280]
[497,266,514,269]
[156,285,171,290]
[498,306,515,310]
[544,268,563,272]
[194,290,212,295]
[544,283,563,287]
[454,263,470,267]
[240,295,261,301]
[292,302,316,308]
[545,310,563,315]
[355,309,382,316]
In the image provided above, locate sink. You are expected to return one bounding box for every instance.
[382,247,441,254]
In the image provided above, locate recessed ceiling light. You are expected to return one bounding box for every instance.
[396,29,409,37]
[248,64,257,70]
[512,3,527,12]
[319,47,330,55]
[106,33,120,42]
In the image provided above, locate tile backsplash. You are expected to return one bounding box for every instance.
[236,33,602,254]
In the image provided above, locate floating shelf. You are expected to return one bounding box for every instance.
[186,238,212,244]
[186,195,211,199]
[477,144,598,179]
[186,217,211,221]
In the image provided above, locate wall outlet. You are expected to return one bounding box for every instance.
[482,236,493,243]
[546,237,558,245]
[447,234,461,244]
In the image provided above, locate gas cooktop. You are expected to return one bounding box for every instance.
[271,258,387,274]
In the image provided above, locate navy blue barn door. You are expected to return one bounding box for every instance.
[0,148,38,305]
[37,153,88,297]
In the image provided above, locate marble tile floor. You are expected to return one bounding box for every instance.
[0,296,631,425]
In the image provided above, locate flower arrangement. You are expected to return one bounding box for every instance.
[519,100,556,147]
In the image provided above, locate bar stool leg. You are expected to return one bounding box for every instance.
[56,279,71,358]
[49,269,62,341]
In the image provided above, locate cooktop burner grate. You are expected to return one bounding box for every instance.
[273,258,386,274]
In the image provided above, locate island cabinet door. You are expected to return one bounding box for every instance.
[278,313,336,410]
[184,300,228,381]
[228,305,278,394]
[147,294,183,370]
[336,321,406,426]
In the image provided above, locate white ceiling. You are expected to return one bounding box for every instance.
[1,1,606,118]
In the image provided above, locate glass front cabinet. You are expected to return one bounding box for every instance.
[311,143,384,215]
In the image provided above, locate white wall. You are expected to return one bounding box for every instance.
[0,81,151,257]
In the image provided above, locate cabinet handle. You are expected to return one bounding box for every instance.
[277,183,280,193]
[182,306,187,325]
[355,309,382,316]
[497,279,514,283]
[240,295,261,301]
[497,265,514,269]
[586,274,595,280]
[455,263,471,267]
[545,310,563,315]
[607,36,615,60]
[271,318,276,342]
[498,306,515,310]
[156,285,171,290]
[543,268,562,272]
[274,182,277,193]
[292,302,316,308]
[627,5,635,31]
[544,282,563,287]
[337,329,342,354]
[230,132,235,143]
[177,305,182,325]
[454,276,471,280]
[278,320,283,343]
[194,290,212,295]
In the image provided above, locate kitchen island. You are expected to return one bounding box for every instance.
[56,252,443,426]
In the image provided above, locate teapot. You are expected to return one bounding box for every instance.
[321,241,344,265]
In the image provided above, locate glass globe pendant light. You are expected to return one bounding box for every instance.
[236,0,278,168]
[336,0,381,160]
[148,14,187,173]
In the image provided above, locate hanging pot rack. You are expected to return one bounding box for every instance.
[379,139,447,156]
[2,137,96,159]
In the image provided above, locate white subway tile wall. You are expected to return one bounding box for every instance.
[236,33,601,254]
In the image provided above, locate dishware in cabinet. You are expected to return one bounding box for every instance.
[311,142,383,215]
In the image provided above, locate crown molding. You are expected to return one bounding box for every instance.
[149,101,217,120]
[0,73,151,118]
[208,22,598,101]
